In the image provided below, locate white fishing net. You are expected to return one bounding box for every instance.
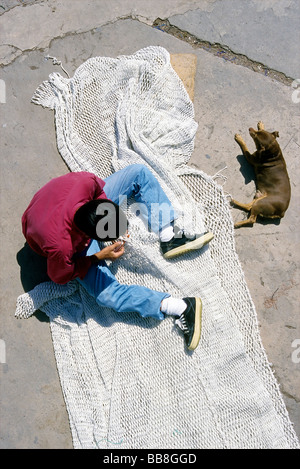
[16,47,299,449]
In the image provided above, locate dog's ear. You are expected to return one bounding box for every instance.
[272,131,279,138]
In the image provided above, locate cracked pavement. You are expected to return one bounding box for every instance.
[0,0,299,448]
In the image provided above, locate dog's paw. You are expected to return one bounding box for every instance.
[234,133,244,143]
[257,121,264,130]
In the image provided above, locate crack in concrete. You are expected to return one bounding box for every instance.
[0,15,138,68]
[0,0,47,16]
[279,384,300,404]
[152,18,293,87]
[0,11,295,90]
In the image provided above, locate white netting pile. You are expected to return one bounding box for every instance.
[16,47,299,449]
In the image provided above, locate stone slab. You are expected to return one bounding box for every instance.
[169,0,300,79]
[170,53,197,101]
[0,4,299,449]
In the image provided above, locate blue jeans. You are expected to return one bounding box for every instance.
[78,164,175,320]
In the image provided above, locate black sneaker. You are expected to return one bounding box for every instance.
[161,230,213,259]
[175,297,202,351]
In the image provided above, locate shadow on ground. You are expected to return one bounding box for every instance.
[16,243,50,322]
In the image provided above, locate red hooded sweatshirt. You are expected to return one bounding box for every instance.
[22,171,107,284]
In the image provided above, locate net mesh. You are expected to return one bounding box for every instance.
[16,47,299,449]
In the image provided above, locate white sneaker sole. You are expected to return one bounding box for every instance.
[188,297,202,351]
[163,232,214,259]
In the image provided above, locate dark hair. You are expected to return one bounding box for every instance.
[74,199,128,241]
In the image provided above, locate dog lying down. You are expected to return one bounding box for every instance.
[231,121,291,228]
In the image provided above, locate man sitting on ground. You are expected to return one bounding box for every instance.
[22,164,213,350]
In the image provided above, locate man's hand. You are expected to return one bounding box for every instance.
[90,242,125,264]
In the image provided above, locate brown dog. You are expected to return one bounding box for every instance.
[231,121,291,228]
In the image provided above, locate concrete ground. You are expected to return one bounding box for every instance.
[0,0,299,449]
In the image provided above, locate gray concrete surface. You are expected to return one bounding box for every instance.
[169,0,300,79]
[0,0,299,449]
